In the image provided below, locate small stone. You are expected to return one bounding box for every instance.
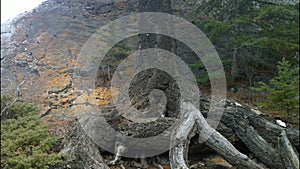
[251,109,262,115]
[234,102,242,107]
[276,119,286,128]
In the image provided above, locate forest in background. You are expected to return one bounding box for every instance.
[189,0,299,86]
[187,0,299,124]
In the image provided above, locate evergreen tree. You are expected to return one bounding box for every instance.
[191,0,299,85]
[255,58,299,118]
[1,101,63,169]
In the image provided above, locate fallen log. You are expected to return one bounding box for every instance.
[249,114,299,150]
[279,131,300,169]
[203,99,299,169]
[214,104,299,151]
[233,117,284,168]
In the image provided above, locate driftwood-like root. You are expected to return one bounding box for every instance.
[234,122,284,168]
[170,101,300,169]
[61,100,299,169]
[279,131,299,169]
[170,101,263,169]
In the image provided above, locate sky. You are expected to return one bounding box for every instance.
[1,0,46,23]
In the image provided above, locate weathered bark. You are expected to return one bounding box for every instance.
[249,115,299,150]
[221,105,299,151]
[169,142,190,169]
[211,102,299,169]
[57,120,109,169]
[279,131,300,169]
[133,0,180,118]
[204,101,298,169]
[170,101,264,169]
[60,99,299,169]
[170,102,196,169]
[233,120,284,168]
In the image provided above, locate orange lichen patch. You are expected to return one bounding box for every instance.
[39,34,75,67]
[31,70,56,94]
[48,114,54,119]
[61,98,69,103]
[59,31,72,40]
[70,105,86,114]
[97,99,111,106]
[70,86,119,107]
[26,70,73,110]
[94,86,120,106]
[50,74,72,90]
[74,93,92,104]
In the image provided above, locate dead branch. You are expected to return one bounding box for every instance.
[1,80,25,117]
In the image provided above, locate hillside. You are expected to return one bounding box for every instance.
[1,0,299,169]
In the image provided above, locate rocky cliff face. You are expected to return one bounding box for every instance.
[1,0,197,136]
[0,1,201,167]
[2,1,133,137]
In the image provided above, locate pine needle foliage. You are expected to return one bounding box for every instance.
[255,58,299,118]
[1,100,63,169]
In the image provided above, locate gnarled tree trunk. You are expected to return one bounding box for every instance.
[59,97,299,169]
[59,1,299,169]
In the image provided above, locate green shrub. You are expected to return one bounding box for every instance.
[254,58,299,118]
[1,101,63,169]
[1,95,12,110]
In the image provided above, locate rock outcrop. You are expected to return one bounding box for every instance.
[1,0,196,122]
[1,0,299,168]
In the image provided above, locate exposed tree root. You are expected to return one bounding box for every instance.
[170,101,263,169]
[60,100,299,169]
